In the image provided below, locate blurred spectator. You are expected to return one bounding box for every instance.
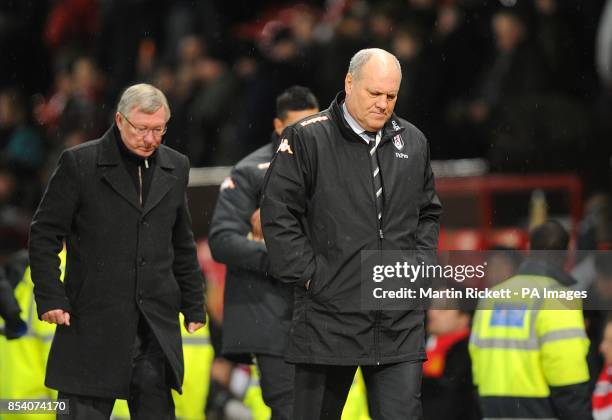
[584,252,612,391]
[367,4,395,50]
[58,56,106,140]
[534,0,580,94]
[33,60,73,141]
[485,246,523,287]
[187,54,241,166]
[469,8,550,126]
[235,21,311,156]
[44,0,99,52]
[0,250,28,340]
[0,89,45,174]
[0,164,30,252]
[594,314,612,420]
[423,305,480,420]
[0,249,55,413]
[0,88,45,214]
[471,220,591,419]
[315,12,368,104]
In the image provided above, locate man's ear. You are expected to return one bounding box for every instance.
[345,73,353,95]
[115,112,122,129]
[273,118,284,135]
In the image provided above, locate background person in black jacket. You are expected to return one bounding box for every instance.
[261,48,442,420]
[422,304,480,420]
[208,86,319,420]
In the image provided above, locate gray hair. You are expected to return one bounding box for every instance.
[348,48,402,81]
[117,83,171,121]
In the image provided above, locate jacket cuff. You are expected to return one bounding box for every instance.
[182,306,206,325]
[36,297,72,320]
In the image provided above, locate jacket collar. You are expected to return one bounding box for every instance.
[516,259,576,287]
[270,131,281,150]
[97,124,177,214]
[329,91,406,145]
[97,124,175,169]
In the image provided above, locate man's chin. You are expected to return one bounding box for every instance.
[138,149,156,157]
[367,122,385,132]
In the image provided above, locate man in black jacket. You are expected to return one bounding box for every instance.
[261,48,442,419]
[29,83,205,419]
[209,86,319,420]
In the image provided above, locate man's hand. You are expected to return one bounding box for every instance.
[250,208,263,241]
[185,321,204,334]
[41,309,71,326]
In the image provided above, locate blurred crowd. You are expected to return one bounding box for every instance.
[2,0,612,255]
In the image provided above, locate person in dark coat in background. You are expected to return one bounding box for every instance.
[28,83,206,419]
[422,305,480,420]
[208,85,319,420]
[261,48,442,420]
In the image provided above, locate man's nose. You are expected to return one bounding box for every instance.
[143,132,156,146]
[375,96,388,110]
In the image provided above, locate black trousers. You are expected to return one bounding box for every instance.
[255,354,294,420]
[294,361,423,420]
[57,316,175,420]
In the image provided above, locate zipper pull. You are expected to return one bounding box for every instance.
[379,229,384,239]
[145,158,149,169]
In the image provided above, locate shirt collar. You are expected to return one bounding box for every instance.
[342,101,379,144]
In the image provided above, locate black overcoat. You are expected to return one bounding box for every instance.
[28,126,205,398]
[208,139,293,360]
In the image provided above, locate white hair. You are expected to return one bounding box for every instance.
[348,48,402,81]
[117,83,171,120]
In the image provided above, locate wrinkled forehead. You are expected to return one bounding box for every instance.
[127,106,168,124]
[356,59,401,92]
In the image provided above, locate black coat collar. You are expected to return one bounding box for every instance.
[97,124,175,169]
[96,124,177,213]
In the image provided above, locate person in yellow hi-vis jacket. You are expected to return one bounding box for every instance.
[470,220,591,419]
[0,250,64,420]
[341,369,370,420]
[113,313,214,420]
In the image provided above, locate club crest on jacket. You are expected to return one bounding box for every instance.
[393,134,404,151]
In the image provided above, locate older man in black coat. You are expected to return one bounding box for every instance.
[29,83,205,419]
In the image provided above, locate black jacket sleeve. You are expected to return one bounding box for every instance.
[173,155,206,324]
[29,150,79,317]
[208,163,269,273]
[260,128,316,286]
[416,138,442,251]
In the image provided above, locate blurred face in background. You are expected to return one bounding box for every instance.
[596,272,612,301]
[600,323,612,365]
[427,308,470,336]
[345,53,401,132]
[0,91,25,128]
[116,106,167,158]
[493,13,526,53]
[72,57,100,97]
[487,253,519,286]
